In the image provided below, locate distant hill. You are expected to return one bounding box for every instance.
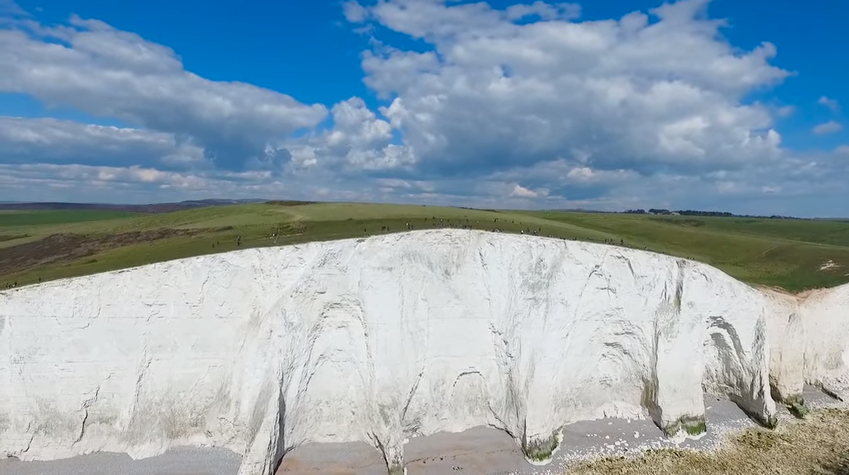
[0,199,268,213]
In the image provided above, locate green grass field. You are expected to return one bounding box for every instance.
[2,202,848,292]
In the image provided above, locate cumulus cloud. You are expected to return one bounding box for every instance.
[775,105,795,118]
[0,0,26,17]
[357,0,788,183]
[0,117,205,168]
[0,15,327,170]
[343,0,369,23]
[818,96,840,112]
[504,2,581,21]
[2,147,848,217]
[284,97,414,173]
[510,184,542,198]
[813,121,843,135]
[0,162,283,203]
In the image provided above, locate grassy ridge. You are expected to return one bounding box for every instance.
[2,202,848,292]
[528,212,849,291]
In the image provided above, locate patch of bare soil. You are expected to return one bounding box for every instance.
[0,229,198,277]
[820,260,844,272]
[0,234,28,243]
[570,409,849,475]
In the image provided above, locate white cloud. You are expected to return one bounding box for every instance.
[0,116,205,167]
[505,2,581,21]
[1,146,847,218]
[356,0,788,182]
[818,96,840,112]
[775,105,795,118]
[0,16,327,170]
[328,97,393,150]
[510,184,541,197]
[343,0,369,23]
[284,97,414,172]
[0,0,26,16]
[0,163,207,192]
[813,121,843,135]
[0,162,305,202]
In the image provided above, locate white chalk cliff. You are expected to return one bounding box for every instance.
[1,230,847,475]
[765,286,849,403]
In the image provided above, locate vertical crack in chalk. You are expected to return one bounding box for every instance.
[73,384,101,445]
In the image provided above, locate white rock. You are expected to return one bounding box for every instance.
[766,285,849,402]
[0,230,842,475]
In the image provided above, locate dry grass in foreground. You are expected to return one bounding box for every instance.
[570,409,849,475]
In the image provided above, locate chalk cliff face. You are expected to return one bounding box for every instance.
[0,230,845,475]
[765,284,849,403]
[798,286,849,398]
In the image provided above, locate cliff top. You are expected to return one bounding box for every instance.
[2,201,849,292]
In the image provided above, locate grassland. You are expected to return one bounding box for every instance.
[2,202,849,292]
[0,209,138,227]
[572,408,849,475]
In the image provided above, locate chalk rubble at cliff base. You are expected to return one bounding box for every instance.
[1,230,847,475]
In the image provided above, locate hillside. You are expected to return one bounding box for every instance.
[2,202,849,292]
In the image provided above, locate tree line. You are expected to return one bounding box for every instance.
[623,209,800,219]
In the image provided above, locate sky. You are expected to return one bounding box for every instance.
[0,0,847,217]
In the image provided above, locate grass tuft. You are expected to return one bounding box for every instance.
[569,409,849,475]
[524,431,560,462]
[788,401,810,419]
[684,419,707,436]
[662,415,707,437]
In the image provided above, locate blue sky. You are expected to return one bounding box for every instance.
[0,0,847,216]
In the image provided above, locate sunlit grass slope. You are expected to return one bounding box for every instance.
[2,202,848,292]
